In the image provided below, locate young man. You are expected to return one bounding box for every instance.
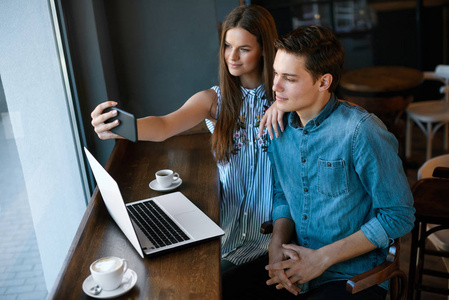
[264,25,415,299]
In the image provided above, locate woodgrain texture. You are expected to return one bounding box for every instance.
[48,133,221,300]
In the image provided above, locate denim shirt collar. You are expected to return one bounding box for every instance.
[288,93,339,130]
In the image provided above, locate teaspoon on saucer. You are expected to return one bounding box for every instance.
[90,284,102,295]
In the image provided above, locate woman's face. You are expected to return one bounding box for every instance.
[224,27,263,82]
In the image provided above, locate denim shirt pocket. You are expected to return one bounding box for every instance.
[317,158,349,197]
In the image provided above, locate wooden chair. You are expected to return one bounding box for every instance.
[260,221,407,299]
[407,158,449,299]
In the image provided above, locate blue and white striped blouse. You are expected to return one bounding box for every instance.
[205,84,273,265]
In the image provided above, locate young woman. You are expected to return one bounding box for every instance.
[91,5,279,271]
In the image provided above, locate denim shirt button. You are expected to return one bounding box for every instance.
[302,158,306,163]
[303,215,307,220]
[304,130,308,134]
[304,188,308,193]
[327,162,331,166]
[303,241,308,246]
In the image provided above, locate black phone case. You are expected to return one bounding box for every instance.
[104,107,137,142]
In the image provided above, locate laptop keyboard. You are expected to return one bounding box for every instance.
[127,200,190,249]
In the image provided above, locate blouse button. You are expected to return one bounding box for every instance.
[302,158,306,163]
[304,130,308,135]
[327,162,331,167]
[304,188,308,193]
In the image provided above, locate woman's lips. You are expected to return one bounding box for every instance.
[228,63,241,68]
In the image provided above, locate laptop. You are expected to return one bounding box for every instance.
[84,147,224,258]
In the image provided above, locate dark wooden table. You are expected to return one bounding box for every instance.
[48,133,221,299]
[340,66,423,94]
[339,66,423,129]
[339,66,423,164]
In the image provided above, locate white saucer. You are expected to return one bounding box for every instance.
[82,268,137,299]
[149,178,182,192]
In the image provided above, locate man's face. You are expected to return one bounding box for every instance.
[272,50,324,119]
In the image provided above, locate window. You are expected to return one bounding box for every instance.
[0,1,89,298]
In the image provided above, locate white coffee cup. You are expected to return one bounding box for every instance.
[155,169,179,188]
[90,256,128,291]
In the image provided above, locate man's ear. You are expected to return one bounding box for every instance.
[319,74,333,91]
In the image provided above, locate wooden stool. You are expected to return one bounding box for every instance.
[406,66,449,161]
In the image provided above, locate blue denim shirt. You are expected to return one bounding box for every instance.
[268,94,415,291]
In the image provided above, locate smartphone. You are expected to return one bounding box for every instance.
[104,107,137,142]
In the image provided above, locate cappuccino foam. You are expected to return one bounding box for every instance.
[92,257,121,273]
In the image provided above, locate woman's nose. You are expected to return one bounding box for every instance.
[229,49,239,61]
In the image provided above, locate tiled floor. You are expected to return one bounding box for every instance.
[0,114,48,300]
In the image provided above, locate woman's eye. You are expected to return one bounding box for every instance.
[240,48,249,52]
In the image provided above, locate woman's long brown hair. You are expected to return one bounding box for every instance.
[211,5,278,164]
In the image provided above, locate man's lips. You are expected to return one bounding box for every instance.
[276,95,288,101]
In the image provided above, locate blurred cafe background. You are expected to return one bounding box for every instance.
[0,0,448,299]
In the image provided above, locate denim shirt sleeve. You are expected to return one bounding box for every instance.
[268,147,292,222]
[353,115,415,248]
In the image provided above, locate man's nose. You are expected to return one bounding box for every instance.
[273,78,282,92]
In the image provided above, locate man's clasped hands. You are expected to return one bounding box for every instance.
[266,243,329,296]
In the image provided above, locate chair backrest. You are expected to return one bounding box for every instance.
[435,65,449,81]
[422,65,449,102]
[436,65,449,102]
[440,85,449,103]
[417,154,449,179]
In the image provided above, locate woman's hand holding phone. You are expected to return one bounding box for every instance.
[91,101,137,142]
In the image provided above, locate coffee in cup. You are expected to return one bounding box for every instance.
[90,256,128,291]
[155,169,179,188]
